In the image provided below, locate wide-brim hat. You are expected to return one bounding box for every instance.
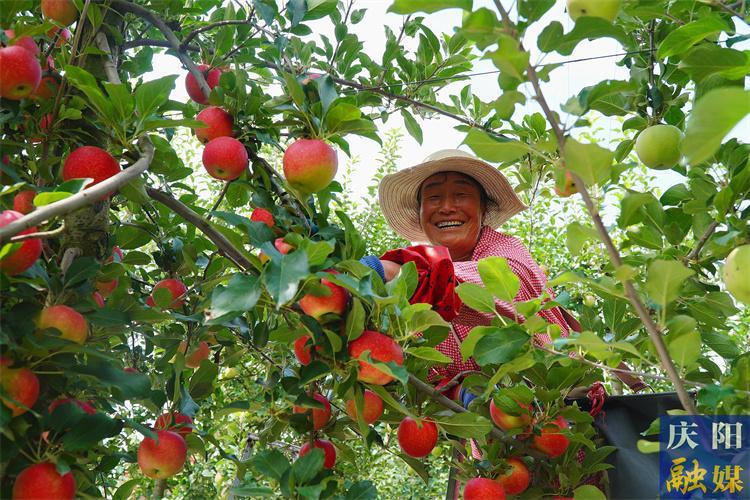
[378,149,527,242]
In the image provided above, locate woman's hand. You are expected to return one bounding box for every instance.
[382,260,401,282]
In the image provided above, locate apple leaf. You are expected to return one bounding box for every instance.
[566,222,599,256]
[455,283,497,314]
[405,347,451,364]
[72,361,151,401]
[645,259,694,307]
[345,298,365,341]
[473,325,529,366]
[667,330,701,370]
[434,412,492,439]
[62,413,123,452]
[477,256,519,302]
[252,449,291,482]
[344,481,378,500]
[388,0,471,14]
[463,129,534,163]
[678,45,750,83]
[460,326,497,361]
[657,17,729,59]
[292,448,324,484]
[189,360,218,400]
[538,18,627,56]
[208,274,261,321]
[563,138,614,187]
[262,250,309,306]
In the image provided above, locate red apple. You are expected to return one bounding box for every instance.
[12,462,75,500]
[299,439,336,469]
[250,208,274,228]
[293,335,313,365]
[124,367,139,374]
[496,457,530,495]
[0,211,42,276]
[0,45,42,100]
[179,341,210,369]
[489,399,532,431]
[463,478,506,500]
[0,364,39,417]
[435,376,461,401]
[554,170,577,198]
[46,27,71,47]
[106,246,123,264]
[33,75,60,100]
[345,390,384,425]
[137,430,187,479]
[41,0,79,26]
[12,190,35,214]
[92,291,105,308]
[185,64,223,105]
[347,330,404,385]
[3,30,39,56]
[146,278,188,309]
[533,416,570,458]
[274,237,294,254]
[62,146,121,189]
[397,417,438,458]
[293,393,331,431]
[155,412,194,437]
[298,277,349,320]
[95,278,118,298]
[194,106,233,143]
[283,139,338,193]
[36,305,88,344]
[202,136,248,181]
[48,398,96,415]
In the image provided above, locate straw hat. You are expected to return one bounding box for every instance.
[378,149,527,242]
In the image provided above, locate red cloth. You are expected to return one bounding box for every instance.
[382,226,574,379]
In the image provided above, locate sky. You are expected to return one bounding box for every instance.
[143,1,750,200]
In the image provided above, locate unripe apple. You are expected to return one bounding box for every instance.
[463,477,506,500]
[179,340,211,368]
[397,417,438,458]
[582,294,596,307]
[146,278,188,309]
[12,462,76,500]
[283,139,338,193]
[635,124,683,170]
[566,0,621,22]
[185,64,223,105]
[0,210,42,276]
[496,457,530,495]
[345,390,384,424]
[298,277,349,320]
[12,190,35,214]
[194,106,234,143]
[4,30,39,56]
[250,208,275,228]
[37,305,89,344]
[293,393,331,431]
[490,398,532,431]
[137,430,187,479]
[554,170,577,197]
[62,146,121,188]
[299,439,336,469]
[155,412,194,437]
[293,335,313,365]
[0,45,42,100]
[49,398,96,415]
[41,0,79,26]
[347,330,404,385]
[202,136,248,181]
[533,416,570,458]
[33,75,60,100]
[0,363,39,417]
[723,244,750,304]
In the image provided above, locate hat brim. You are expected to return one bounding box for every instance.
[378,156,527,242]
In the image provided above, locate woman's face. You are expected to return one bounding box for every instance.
[419,171,485,261]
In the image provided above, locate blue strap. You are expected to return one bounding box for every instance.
[359,255,385,281]
[459,387,477,409]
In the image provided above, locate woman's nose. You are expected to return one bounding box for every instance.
[437,198,457,213]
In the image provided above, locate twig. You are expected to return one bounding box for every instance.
[328,0,354,66]
[95,33,121,84]
[60,247,81,276]
[181,19,252,49]
[687,220,719,262]
[10,225,66,243]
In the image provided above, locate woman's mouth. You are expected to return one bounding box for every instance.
[435,220,464,229]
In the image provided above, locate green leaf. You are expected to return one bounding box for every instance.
[189,360,218,400]
[325,102,361,131]
[292,447,324,483]
[345,481,378,500]
[345,298,365,341]
[262,250,309,306]
[658,17,729,59]
[135,75,177,118]
[62,413,123,452]
[33,192,73,206]
[208,274,261,320]
[64,65,116,120]
[478,256,519,302]
[667,330,701,370]
[485,34,529,80]
[460,326,496,361]
[283,72,305,107]
[566,222,599,256]
[103,82,134,121]
[72,362,151,401]
[456,283,497,313]
[406,347,451,364]
[461,8,502,50]
[679,45,750,83]
[463,129,533,163]
[388,0,472,14]
[304,0,338,20]
[562,80,636,116]
[683,87,750,165]
[229,485,275,498]
[645,260,694,306]
[563,138,613,187]
[473,325,529,366]
[401,109,423,145]
[538,18,627,56]
[252,449,290,481]
[113,479,140,500]
[434,412,492,439]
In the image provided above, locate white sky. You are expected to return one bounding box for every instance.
[143,1,750,199]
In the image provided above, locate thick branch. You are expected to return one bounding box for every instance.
[0,138,154,245]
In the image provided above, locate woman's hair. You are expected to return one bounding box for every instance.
[416,171,488,210]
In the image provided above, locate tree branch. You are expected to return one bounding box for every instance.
[181,19,252,50]
[687,220,719,262]
[10,224,66,243]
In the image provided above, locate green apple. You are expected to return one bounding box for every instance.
[566,0,621,22]
[635,124,683,170]
[723,245,750,304]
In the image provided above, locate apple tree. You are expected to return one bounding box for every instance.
[0,0,749,498]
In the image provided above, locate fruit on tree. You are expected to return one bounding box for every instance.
[12,190,35,214]
[4,30,39,56]
[202,136,248,180]
[299,439,336,469]
[155,412,194,437]
[179,341,211,368]
[583,294,596,307]
[0,45,42,100]
[293,335,313,365]
[194,106,233,143]
[36,305,88,344]
[347,330,404,385]
[0,211,42,276]
[463,478,506,500]
[185,64,222,105]
[293,393,331,431]
[299,277,349,320]
[107,245,124,264]
[12,462,75,500]
[635,124,683,169]
[137,430,187,479]
[92,291,105,308]
[0,362,39,417]
[435,376,461,401]
[723,245,750,304]
[48,398,96,415]
[62,146,121,187]
[489,399,532,431]
[250,208,275,228]
[47,27,71,47]
[345,390,384,424]
[146,278,188,309]
[566,0,621,22]
[397,417,438,458]
[283,139,338,193]
[33,75,60,100]
[554,170,577,197]
[41,0,79,26]
[95,278,118,298]
[533,416,570,458]
[496,458,530,495]
[274,237,294,254]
